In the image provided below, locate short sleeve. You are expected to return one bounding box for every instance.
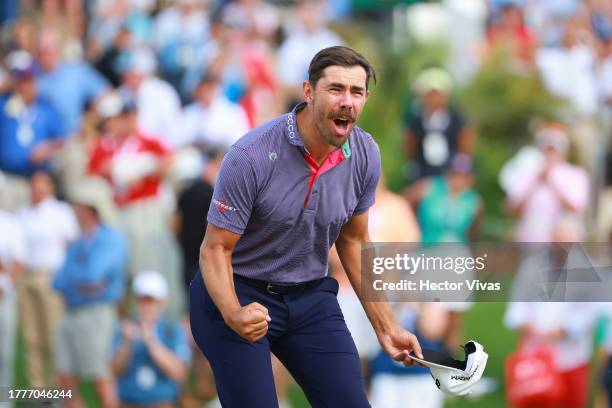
[207,147,257,234]
[353,141,381,215]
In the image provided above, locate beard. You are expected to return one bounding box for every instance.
[313,101,357,148]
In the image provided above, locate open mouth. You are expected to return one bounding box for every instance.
[332,117,352,136]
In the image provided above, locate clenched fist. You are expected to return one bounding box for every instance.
[224,302,271,342]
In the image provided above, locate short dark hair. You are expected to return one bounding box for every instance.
[308,46,377,90]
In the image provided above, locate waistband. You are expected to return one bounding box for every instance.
[233,274,325,296]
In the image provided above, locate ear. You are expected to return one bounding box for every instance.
[365,89,370,102]
[302,80,313,103]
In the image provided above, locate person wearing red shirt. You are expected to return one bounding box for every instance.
[87,92,181,315]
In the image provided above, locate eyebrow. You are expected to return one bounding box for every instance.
[327,82,366,93]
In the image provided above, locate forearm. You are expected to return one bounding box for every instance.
[146,341,187,383]
[111,340,132,375]
[199,243,241,320]
[335,237,396,336]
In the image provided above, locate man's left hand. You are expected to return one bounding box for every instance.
[378,325,423,366]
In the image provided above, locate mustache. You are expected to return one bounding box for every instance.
[328,109,356,122]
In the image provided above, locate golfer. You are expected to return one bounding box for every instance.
[190,46,422,407]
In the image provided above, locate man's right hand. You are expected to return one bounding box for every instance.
[224,302,271,342]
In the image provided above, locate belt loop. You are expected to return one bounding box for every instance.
[266,283,279,295]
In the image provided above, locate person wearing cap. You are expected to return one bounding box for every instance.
[36,29,109,136]
[52,179,128,408]
[503,122,589,242]
[15,171,78,388]
[190,46,422,408]
[0,172,26,406]
[88,91,181,316]
[111,271,191,408]
[0,50,66,210]
[404,67,475,184]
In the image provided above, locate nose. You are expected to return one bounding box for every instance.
[339,90,353,109]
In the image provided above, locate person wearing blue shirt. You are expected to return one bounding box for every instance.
[37,30,109,135]
[112,271,191,407]
[53,180,127,408]
[0,51,65,178]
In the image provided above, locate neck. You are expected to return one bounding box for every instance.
[296,105,335,164]
[82,221,99,237]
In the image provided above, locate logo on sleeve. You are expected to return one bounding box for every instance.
[212,197,237,213]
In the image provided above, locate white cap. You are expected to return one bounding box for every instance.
[409,340,488,396]
[133,271,168,300]
[96,91,125,119]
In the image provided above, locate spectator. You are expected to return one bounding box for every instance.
[87,92,182,317]
[118,47,182,147]
[405,154,483,243]
[53,178,128,408]
[0,172,26,406]
[16,171,78,388]
[94,26,135,87]
[486,0,536,67]
[36,29,109,136]
[207,10,279,127]
[112,271,191,407]
[179,73,250,150]
[220,0,280,49]
[505,217,598,408]
[153,0,211,99]
[0,50,65,210]
[501,123,589,242]
[277,0,344,109]
[404,68,475,183]
[536,18,599,117]
[369,303,450,408]
[176,149,222,290]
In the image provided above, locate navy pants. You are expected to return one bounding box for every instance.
[189,272,371,408]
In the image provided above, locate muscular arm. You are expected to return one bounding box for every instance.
[335,211,422,364]
[199,224,270,342]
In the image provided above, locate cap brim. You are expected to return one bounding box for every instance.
[408,349,466,372]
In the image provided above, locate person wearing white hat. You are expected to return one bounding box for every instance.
[111,271,191,407]
[405,67,475,184]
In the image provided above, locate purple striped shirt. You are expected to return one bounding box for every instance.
[207,102,381,283]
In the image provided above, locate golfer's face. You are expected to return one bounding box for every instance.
[311,65,369,147]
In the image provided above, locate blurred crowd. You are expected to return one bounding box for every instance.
[0,0,610,407]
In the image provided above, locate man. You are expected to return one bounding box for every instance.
[87,91,181,316]
[112,271,191,407]
[0,173,26,408]
[37,29,109,136]
[190,46,422,407]
[53,179,128,408]
[118,47,182,147]
[178,73,250,150]
[0,50,65,210]
[16,171,78,387]
[404,67,474,183]
[502,122,589,242]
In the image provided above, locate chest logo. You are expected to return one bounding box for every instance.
[268,151,278,162]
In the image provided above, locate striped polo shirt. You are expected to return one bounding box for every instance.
[207,102,381,283]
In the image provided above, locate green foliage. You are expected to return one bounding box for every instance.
[456,49,565,234]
